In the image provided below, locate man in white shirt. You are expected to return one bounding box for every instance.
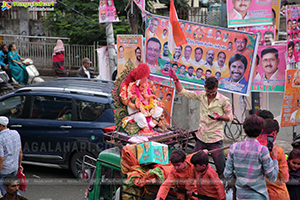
[173,46,182,62]
[260,47,284,86]
[100,11,109,23]
[215,30,221,40]
[161,29,168,39]
[203,49,215,69]
[146,18,159,38]
[118,46,126,65]
[146,37,161,73]
[180,45,193,64]
[77,58,94,78]
[192,47,205,66]
[213,51,228,72]
[229,0,252,20]
[206,29,213,38]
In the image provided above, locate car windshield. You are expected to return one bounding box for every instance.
[76,100,114,122]
[0,95,27,118]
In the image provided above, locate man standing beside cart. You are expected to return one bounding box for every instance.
[169,69,233,178]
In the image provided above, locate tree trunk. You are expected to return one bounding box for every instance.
[128,2,139,34]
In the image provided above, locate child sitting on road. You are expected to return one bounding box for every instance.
[155,148,196,200]
[224,115,279,199]
[186,150,226,200]
[286,149,300,200]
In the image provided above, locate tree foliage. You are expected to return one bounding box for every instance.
[43,0,131,45]
[43,0,188,45]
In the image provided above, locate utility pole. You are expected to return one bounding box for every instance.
[105,22,116,79]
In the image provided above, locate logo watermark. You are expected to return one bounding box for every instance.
[1,1,56,11]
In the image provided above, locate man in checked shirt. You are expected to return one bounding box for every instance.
[169,69,233,179]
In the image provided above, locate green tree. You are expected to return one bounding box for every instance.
[43,0,131,45]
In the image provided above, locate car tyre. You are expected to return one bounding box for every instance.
[70,151,95,178]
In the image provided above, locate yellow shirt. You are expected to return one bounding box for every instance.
[179,89,233,143]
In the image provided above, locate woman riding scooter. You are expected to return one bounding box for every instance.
[8,43,28,85]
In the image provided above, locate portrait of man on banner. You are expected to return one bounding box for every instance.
[251,45,286,92]
[227,0,273,27]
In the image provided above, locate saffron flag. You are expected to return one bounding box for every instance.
[168,0,187,61]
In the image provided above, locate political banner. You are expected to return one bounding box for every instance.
[99,0,119,23]
[145,13,258,96]
[117,35,143,75]
[286,5,300,64]
[153,83,175,125]
[251,45,286,92]
[133,0,145,10]
[280,69,300,127]
[272,0,281,40]
[237,26,276,46]
[227,0,273,28]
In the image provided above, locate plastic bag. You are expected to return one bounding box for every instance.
[16,169,27,192]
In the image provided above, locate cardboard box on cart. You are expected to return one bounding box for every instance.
[137,141,169,165]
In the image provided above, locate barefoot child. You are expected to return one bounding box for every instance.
[286,149,300,200]
[186,150,226,200]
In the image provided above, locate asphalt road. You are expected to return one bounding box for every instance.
[18,164,89,200]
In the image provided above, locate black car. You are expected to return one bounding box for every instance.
[0,78,115,177]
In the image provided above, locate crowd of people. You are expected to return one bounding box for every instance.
[152,69,300,200]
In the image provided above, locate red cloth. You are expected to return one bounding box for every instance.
[52,53,66,74]
[186,164,226,200]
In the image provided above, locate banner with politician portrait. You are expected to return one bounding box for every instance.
[99,0,120,23]
[152,83,175,125]
[272,0,281,40]
[286,5,300,64]
[133,0,145,10]
[227,0,273,28]
[145,13,258,96]
[237,26,276,46]
[117,35,143,75]
[251,45,286,92]
[280,69,300,127]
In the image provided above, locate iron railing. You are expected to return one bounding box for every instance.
[0,39,97,70]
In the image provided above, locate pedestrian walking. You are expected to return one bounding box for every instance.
[0,116,23,196]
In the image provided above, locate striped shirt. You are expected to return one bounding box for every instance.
[224,138,279,200]
[0,128,22,174]
[179,89,233,143]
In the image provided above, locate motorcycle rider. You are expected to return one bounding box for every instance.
[8,43,28,85]
[0,44,13,83]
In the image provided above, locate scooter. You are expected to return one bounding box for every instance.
[0,70,13,95]
[22,58,44,84]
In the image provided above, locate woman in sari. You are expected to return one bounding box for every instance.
[8,43,28,85]
[52,40,68,77]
